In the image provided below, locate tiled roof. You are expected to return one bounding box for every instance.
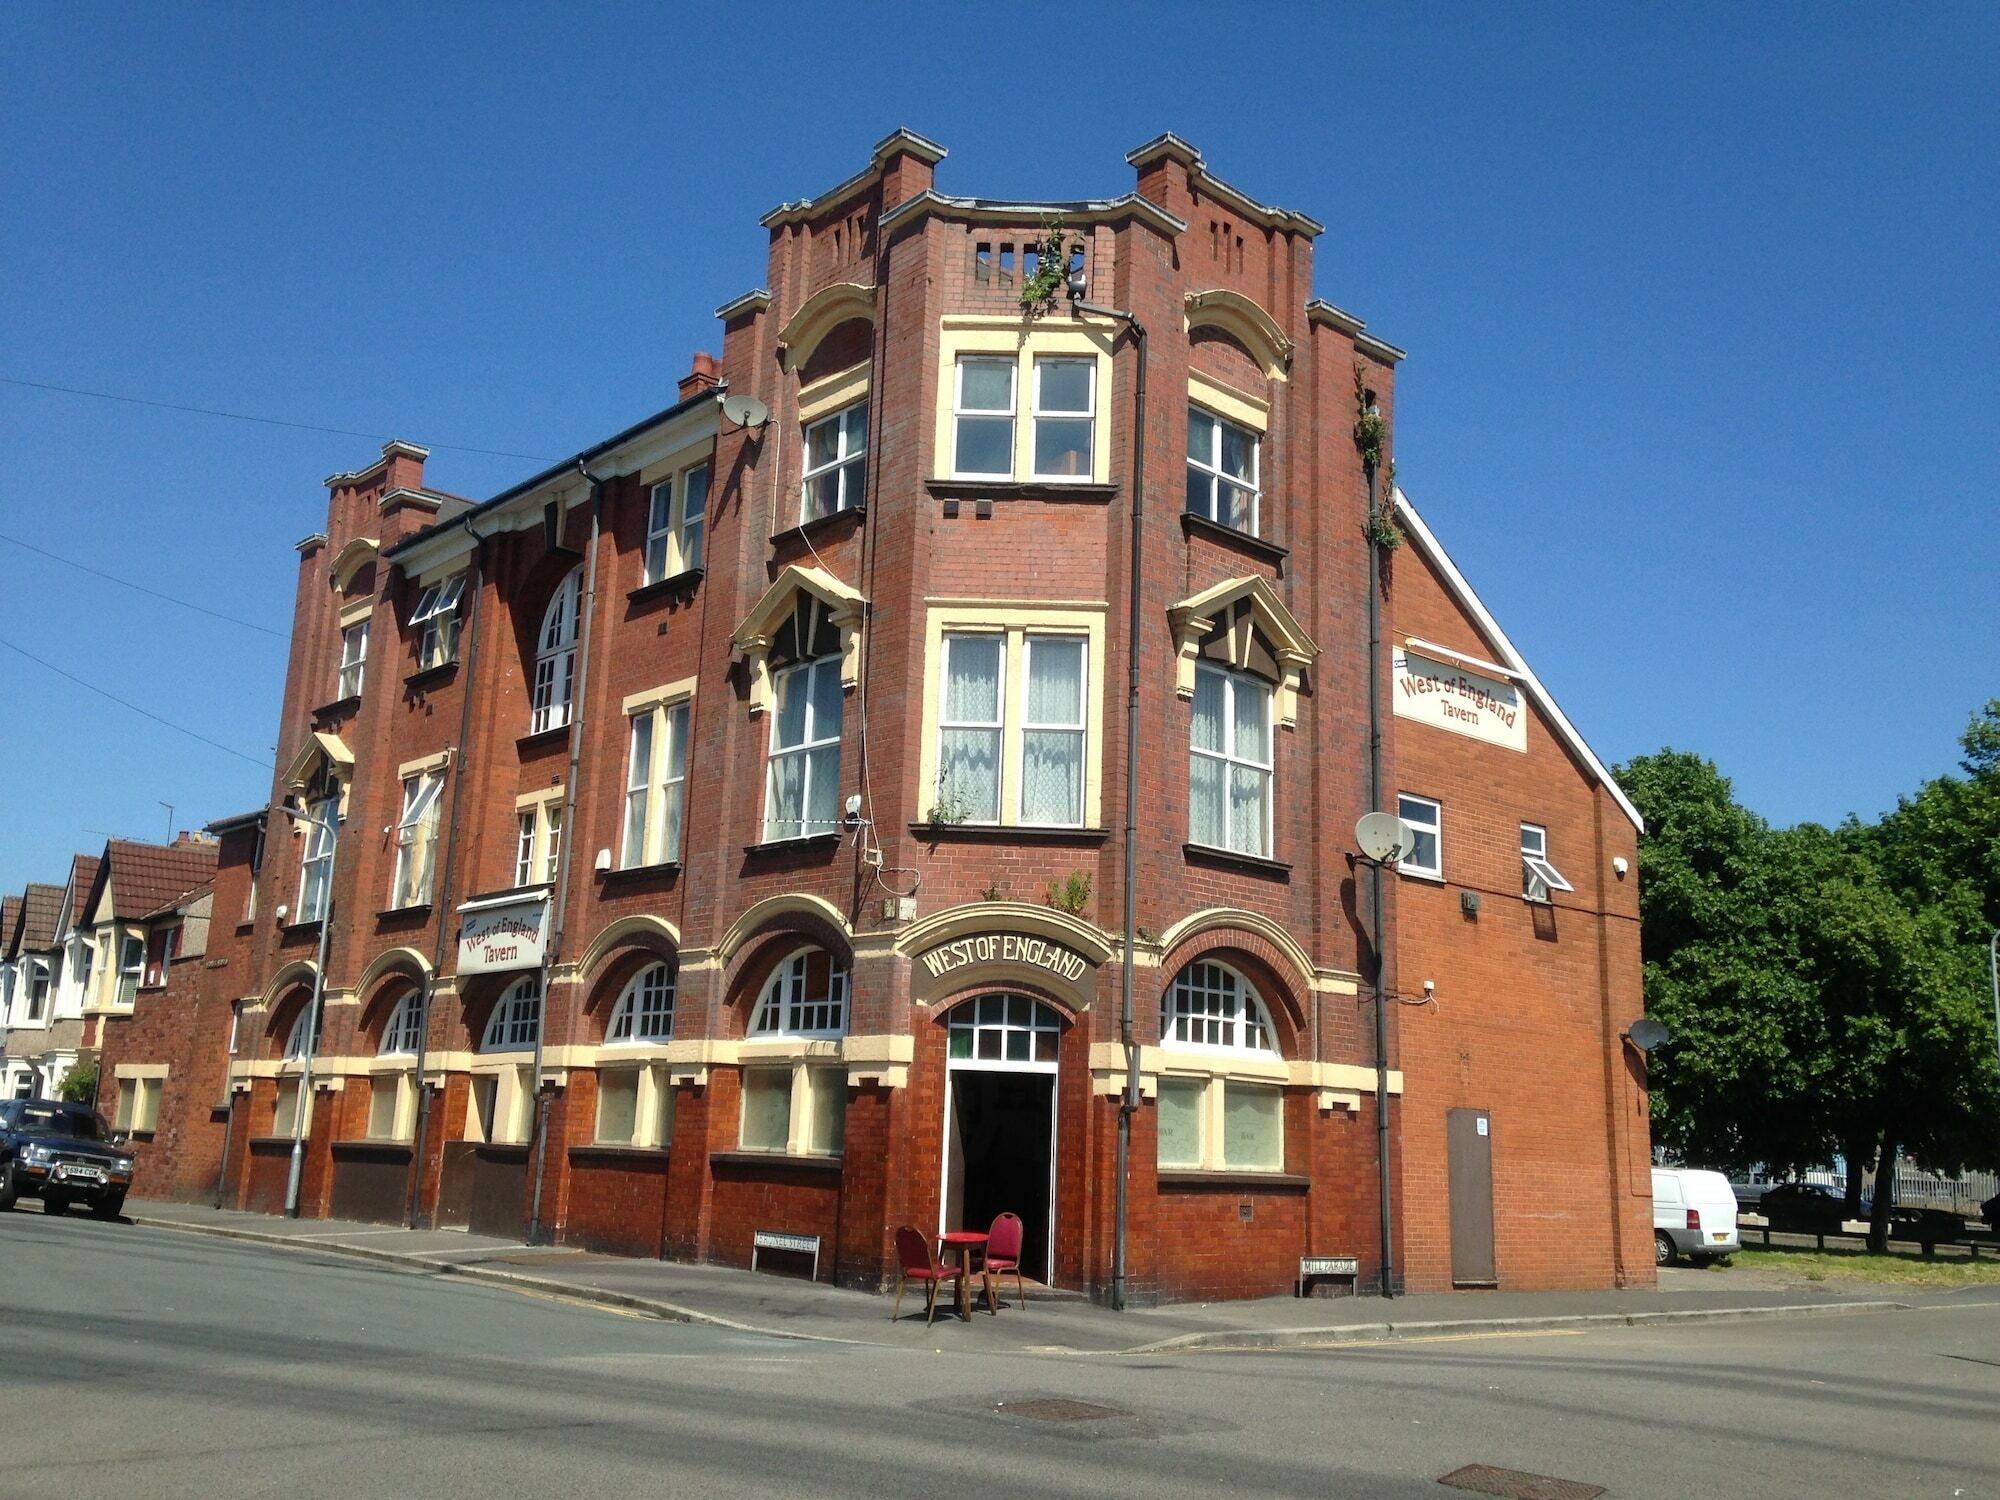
[64,853,101,928]
[137,875,215,922]
[20,882,65,948]
[0,895,20,954]
[103,840,220,921]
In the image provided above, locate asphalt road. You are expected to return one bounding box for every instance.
[3,1207,1997,1499]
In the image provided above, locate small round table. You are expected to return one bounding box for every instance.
[938,1231,990,1321]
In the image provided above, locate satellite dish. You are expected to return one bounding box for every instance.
[1627,1017,1670,1053]
[1355,811,1412,863]
[720,393,770,431]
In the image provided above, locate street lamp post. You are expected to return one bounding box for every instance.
[281,797,337,1219]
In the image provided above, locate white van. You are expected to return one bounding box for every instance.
[1652,1168,1740,1265]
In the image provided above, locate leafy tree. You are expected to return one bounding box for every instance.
[58,1060,99,1105]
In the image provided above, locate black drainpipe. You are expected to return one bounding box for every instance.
[1365,439,1394,1299]
[405,515,485,1228]
[1075,291,1146,1312]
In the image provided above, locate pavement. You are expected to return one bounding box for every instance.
[8,1206,2000,1499]
[124,1197,1909,1354]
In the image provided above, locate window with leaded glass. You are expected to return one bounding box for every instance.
[606,961,675,1044]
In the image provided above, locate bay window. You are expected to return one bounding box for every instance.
[952,357,1016,477]
[1031,357,1094,479]
[1189,663,1273,857]
[1186,405,1260,533]
[801,402,867,521]
[115,934,143,1007]
[764,657,842,842]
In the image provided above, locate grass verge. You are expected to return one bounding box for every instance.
[1732,1247,2000,1288]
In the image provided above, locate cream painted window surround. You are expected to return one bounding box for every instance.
[933,316,1117,484]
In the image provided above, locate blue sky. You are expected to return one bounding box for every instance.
[2,3,1994,887]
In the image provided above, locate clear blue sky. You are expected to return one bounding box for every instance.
[2,4,1994,889]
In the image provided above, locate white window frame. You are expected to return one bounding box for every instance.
[621,699,690,869]
[298,795,338,924]
[27,958,51,1020]
[530,568,583,734]
[481,976,541,1053]
[337,620,368,699]
[410,574,466,671]
[1189,662,1275,857]
[115,933,144,1008]
[1397,793,1443,880]
[1162,961,1278,1055]
[605,961,676,1045]
[1030,355,1095,482]
[1521,823,1573,903]
[515,798,562,888]
[283,1002,320,1061]
[747,947,848,1040]
[762,656,843,842]
[1186,404,1262,534]
[1157,962,1285,1174]
[935,632,1005,823]
[378,991,424,1057]
[392,770,445,908]
[646,462,711,584]
[800,401,868,522]
[951,355,1017,479]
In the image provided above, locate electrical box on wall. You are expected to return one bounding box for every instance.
[882,895,917,923]
[1460,889,1481,916]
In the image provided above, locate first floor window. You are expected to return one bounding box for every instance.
[764,657,842,841]
[1186,405,1261,533]
[298,796,338,923]
[516,800,562,887]
[606,962,676,1044]
[26,959,49,1020]
[1398,793,1442,879]
[933,629,1088,827]
[739,1064,845,1157]
[1189,663,1273,856]
[801,402,867,521]
[1155,1076,1283,1172]
[411,574,466,670]
[482,976,541,1052]
[749,947,848,1039]
[393,769,445,907]
[115,934,144,1006]
[937,633,1003,821]
[338,620,368,699]
[1520,823,1574,903]
[622,700,690,868]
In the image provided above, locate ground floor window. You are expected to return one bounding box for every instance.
[367,1071,417,1141]
[738,1063,846,1157]
[466,1065,532,1145]
[272,1078,312,1139]
[1156,1076,1283,1172]
[115,1076,163,1134]
[595,1065,675,1149]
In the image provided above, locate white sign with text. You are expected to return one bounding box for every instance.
[1391,647,1527,752]
[457,893,550,975]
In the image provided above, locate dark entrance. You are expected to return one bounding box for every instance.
[947,1071,1054,1284]
[1447,1106,1497,1286]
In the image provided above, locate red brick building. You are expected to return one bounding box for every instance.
[166,130,1648,1300]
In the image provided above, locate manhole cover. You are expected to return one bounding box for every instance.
[1438,1464,1605,1500]
[997,1398,1129,1424]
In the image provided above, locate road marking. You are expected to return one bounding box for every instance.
[1311,1329,1587,1351]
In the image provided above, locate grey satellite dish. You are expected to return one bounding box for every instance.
[720,393,770,431]
[1355,811,1412,863]
[1627,1017,1670,1052]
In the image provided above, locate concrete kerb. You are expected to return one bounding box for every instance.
[127,1213,1912,1357]
[1122,1299,1912,1355]
[126,1213,874,1347]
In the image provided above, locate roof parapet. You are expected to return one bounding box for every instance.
[878,189,1186,238]
[1306,299,1407,364]
[1126,133,1324,237]
[760,127,949,229]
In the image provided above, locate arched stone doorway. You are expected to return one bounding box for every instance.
[939,993,1063,1285]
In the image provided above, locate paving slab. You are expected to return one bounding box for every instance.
[124,1198,1913,1354]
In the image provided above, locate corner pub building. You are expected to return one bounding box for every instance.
[177,130,1654,1303]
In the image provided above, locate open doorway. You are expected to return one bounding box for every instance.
[939,994,1061,1285]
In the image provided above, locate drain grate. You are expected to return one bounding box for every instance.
[1438,1464,1605,1500]
[997,1398,1129,1424]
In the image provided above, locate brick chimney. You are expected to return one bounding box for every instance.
[678,352,722,402]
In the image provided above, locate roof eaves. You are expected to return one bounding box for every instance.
[1392,486,1644,833]
[1125,133,1322,236]
[1305,299,1407,365]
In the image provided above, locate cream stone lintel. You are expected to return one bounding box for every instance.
[338,597,375,628]
[797,361,871,425]
[1188,368,1270,433]
[933,315,1119,485]
[623,677,698,717]
[113,1062,169,1081]
[397,749,452,779]
[1086,1043,1402,1106]
[636,434,716,491]
[516,785,565,811]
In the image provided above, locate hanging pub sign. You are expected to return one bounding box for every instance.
[1391,645,1528,752]
[457,891,550,975]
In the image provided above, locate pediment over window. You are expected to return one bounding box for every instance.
[732,564,867,716]
[1167,576,1316,727]
[1184,290,1292,381]
[284,731,354,812]
[777,282,876,374]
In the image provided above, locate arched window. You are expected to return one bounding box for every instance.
[748,947,847,1038]
[1162,961,1276,1053]
[378,990,423,1057]
[283,1001,322,1060]
[481,975,541,1052]
[530,568,583,734]
[606,962,676,1044]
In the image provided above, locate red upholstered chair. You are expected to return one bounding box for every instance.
[980,1211,1027,1312]
[892,1225,963,1325]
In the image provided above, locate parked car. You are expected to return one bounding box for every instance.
[1757,1181,1863,1232]
[1984,1192,2000,1233]
[0,1098,134,1219]
[1652,1168,1740,1265]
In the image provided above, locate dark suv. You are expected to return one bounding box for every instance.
[0,1098,135,1219]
